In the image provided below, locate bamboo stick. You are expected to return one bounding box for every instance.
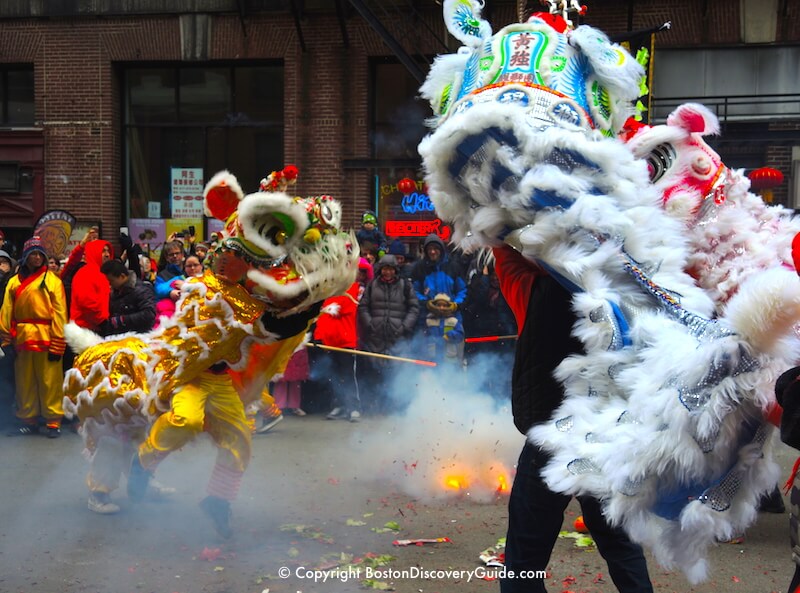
[308,343,437,367]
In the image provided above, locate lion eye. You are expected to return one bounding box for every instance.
[646,143,676,183]
[265,225,286,245]
[320,203,334,224]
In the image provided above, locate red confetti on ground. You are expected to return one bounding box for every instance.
[593,573,605,583]
[403,461,418,475]
[199,547,222,561]
[128,567,136,573]
[327,477,340,485]
[562,575,577,586]
[732,576,741,583]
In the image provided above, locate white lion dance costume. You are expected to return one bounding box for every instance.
[63,166,358,534]
[418,0,800,583]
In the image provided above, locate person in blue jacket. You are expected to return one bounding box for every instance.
[409,234,466,330]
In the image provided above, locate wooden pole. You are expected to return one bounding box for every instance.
[309,343,438,367]
[464,335,518,344]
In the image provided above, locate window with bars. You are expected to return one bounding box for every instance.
[123,63,284,221]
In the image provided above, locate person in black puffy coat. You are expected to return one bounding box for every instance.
[358,254,419,413]
[99,259,156,336]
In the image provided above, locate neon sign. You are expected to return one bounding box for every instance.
[385,219,451,241]
[401,192,435,214]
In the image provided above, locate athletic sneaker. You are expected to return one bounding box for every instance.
[292,408,307,416]
[148,480,177,499]
[326,407,345,420]
[255,412,284,434]
[88,492,120,515]
[349,411,361,423]
[8,424,38,436]
[46,426,61,439]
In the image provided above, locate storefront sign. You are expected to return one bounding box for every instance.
[129,218,166,258]
[385,218,450,241]
[401,191,435,214]
[170,167,204,219]
[35,209,76,258]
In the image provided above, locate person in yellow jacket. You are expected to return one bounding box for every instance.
[0,236,67,437]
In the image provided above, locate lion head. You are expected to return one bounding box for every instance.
[203,166,359,316]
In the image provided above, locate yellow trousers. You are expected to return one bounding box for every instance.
[15,349,64,422]
[139,371,251,474]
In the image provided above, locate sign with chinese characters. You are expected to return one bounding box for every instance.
[495,30,548,85]
[170,167,205,219]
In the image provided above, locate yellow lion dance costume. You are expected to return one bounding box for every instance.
[63,166,358,534]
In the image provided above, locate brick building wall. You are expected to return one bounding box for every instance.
[0,0,797,236]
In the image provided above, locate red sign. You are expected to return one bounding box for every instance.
[385,219,451,241]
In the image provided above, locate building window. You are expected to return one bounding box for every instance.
[0,67,35,125]
[124,63,284,225]
[371,60,429,160]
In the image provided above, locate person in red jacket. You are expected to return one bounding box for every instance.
[70,239,113,331]
[313,279,362,422]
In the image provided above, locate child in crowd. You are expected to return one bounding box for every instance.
[355,210,387,257]
[424,293,465,366]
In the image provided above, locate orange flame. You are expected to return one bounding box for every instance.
[496,473,509,493]
[444,475,468,491]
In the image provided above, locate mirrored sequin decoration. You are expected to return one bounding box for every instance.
[617,410,640,424]
[589,303,624,351]
[567,458,602,475]
[556,416,574,432]
[697,423,767,511]
[619,477,643,496]
[693,426,720,453]
[676,346,760,412]
[585,432,613,443]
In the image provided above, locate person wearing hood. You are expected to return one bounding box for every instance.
[70,238,113,332]
[358,254,419,413]
[0,249,16,309]
[0,236,68,437]
[409,234,467,330]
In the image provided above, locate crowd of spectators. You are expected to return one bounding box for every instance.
[0,219,516,440]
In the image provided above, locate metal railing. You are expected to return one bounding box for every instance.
[651,94,800,125]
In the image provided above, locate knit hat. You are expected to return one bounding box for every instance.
[0,249,13,267]
[387,239,406,256]
[21,236,47,265]
[362,210,378,225]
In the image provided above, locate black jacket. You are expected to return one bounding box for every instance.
[102,275,157,335]
[511,274,583,434]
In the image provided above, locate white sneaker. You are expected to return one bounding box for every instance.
[349,411,361,423]
[326,407,344,420]
[148,479,176,499]
[88,492,120,515]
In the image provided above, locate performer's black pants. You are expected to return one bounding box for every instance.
[501,441,654,593]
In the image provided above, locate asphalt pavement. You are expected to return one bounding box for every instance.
[0,405,797,593]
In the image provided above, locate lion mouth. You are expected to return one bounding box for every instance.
[221,237,286,269]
